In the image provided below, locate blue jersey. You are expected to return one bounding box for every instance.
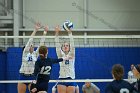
[105,80,133,93]
[34,57,63,82]
[31,57,63,92]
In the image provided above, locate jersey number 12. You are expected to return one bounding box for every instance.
[40,66,51,75]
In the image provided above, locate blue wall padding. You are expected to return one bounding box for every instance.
[0,52,6,93]
[6,48,22,80]
[1,47,140,93]
[6,48,22,93]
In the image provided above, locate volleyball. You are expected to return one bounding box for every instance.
[63,20,73,31]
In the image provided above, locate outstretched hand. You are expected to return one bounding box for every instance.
[35,22,41,31]
[44,25,49,33]
[55,25,61,35]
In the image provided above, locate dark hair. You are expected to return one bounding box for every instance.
[39,46,48,59]
[112,64,124,80]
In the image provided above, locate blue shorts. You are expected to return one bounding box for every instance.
[58,77,76,87]
[19,73,35,85]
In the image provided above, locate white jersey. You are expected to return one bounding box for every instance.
[55,33,75,79]
[59,50,75,79]
[19,51,37,74]
[19,34,46,74]
[128,70,137,83]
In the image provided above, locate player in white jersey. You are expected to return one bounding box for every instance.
[52,82,79,93]
[55,25,75,93]
[17,23,48,93]
[128,64,137,83]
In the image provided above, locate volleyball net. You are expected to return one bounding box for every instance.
[0,35,139,92]
[0,35,140,47]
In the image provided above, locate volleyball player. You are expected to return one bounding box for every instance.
[18,23,48,93]
[52,83,79,93]
[131,64,140,92]
[128,64,137,84]
[55,26,76,93]
[105,64,133,93]
[30,45,71,93]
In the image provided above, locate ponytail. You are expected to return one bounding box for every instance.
[39,46,48,60]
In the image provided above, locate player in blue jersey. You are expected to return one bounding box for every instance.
[55,26,76,93]
[131,64,140,93]
[18,23,48,93]
[30,45,72,93]
[105,64,133,93]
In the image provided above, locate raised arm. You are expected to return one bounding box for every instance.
[35,25,48,56]
[22,23,40,56]
[67,30,75,57]
[55,26,62,58]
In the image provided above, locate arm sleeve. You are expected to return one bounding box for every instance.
[23,38,33,53]
[22,38,33,63]
[52,58,63,64]
[23,29,37,56]
[55,35,62,58]
[35,31,47,57]
[68,32,75,57]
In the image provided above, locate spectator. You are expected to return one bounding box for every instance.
[82,81,100,93]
